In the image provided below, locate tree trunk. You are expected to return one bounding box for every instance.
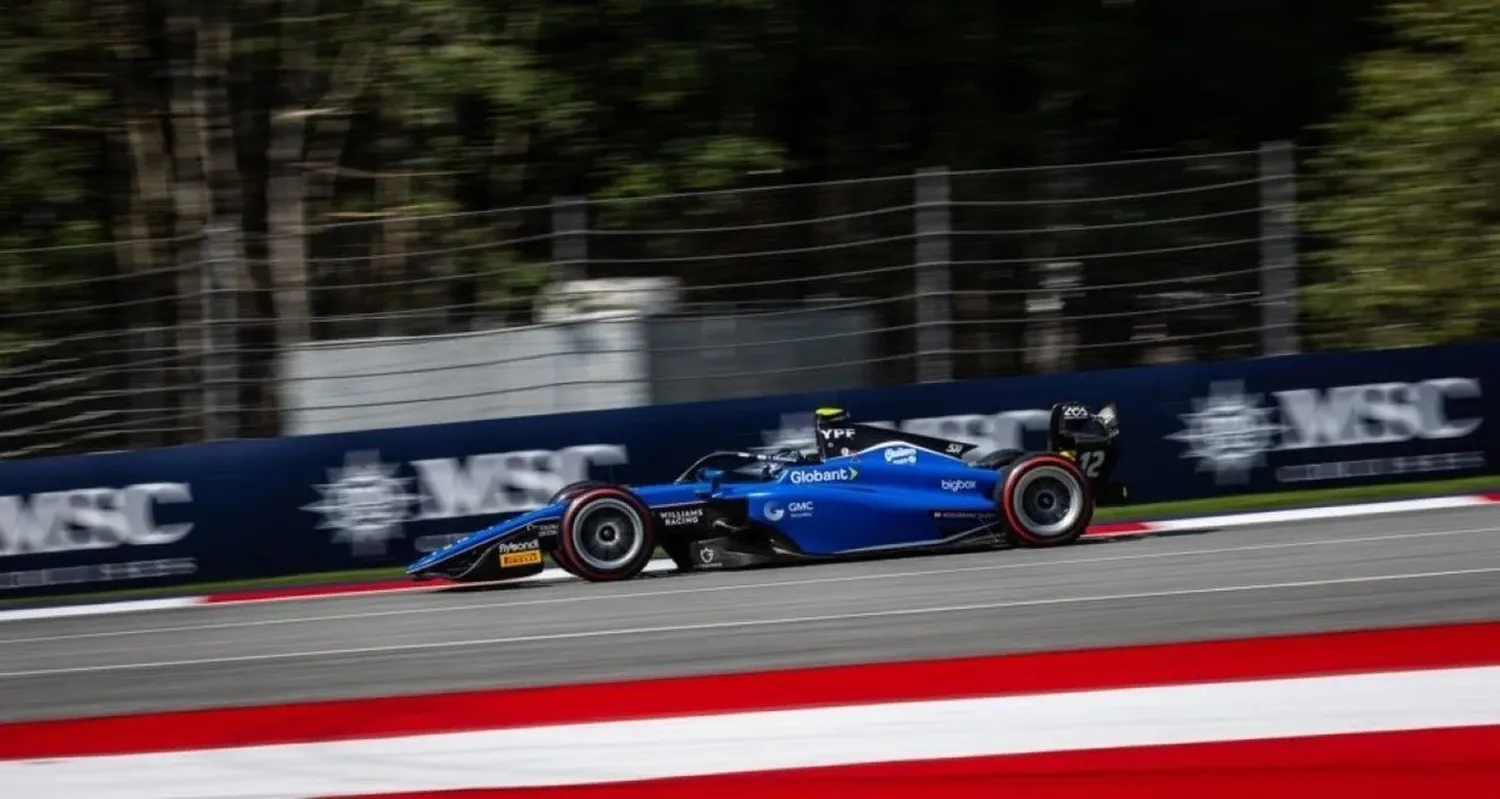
[267,116,311,348]
[99,0,176,447]
[164,1,210,439]
[195,5,246,440]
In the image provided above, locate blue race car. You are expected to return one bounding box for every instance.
[406,403,1127,584]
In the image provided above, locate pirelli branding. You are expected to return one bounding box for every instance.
[497,538,542,568]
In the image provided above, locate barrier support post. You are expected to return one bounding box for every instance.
[915,166,953,383]
[1259,140,1300,357]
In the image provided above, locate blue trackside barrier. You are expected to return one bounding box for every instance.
[0,342,1495,597]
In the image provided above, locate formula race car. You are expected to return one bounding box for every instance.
[406,403,1127,583]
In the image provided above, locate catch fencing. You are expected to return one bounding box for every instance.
[0,144,1296,454]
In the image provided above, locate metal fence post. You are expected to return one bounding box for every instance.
[201,224,237,440]
[914,166,953,383]
[130,324,165,449]
[1258,140,1300,356]
[551,196,587,284]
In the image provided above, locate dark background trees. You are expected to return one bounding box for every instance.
[0,0,1492,451]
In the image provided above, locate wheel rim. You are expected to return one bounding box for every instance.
[570,496,646,572]
[1011,465,1083,538]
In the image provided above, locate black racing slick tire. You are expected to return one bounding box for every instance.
[556,485,657,582]
[996,453,1094,547]
[549,480,613,504]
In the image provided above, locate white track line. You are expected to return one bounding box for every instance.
[0,598,201,623]
[1149,495,1496,531]
[4,524,1495,646]
[2,565,1497,680]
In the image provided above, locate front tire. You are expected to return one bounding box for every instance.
[557,486,657,581]
[996,454,1093,547]
[547,480,613,577]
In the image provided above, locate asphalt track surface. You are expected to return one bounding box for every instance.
[2,505,1499,724]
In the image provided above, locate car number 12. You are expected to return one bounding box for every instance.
[1078,450,1106,477]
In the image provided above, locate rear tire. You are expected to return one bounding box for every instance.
[557,486,657,581]
[996,454,1093,547]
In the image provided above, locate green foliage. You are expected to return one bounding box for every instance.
[0,0,1475,450]
[1302,0,1500,348]
[0,1,116,345]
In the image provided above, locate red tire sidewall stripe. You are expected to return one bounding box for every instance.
[1000,454,1093,545]
[558,486,655,581]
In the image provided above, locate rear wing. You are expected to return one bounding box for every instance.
[1048,402,1128,505]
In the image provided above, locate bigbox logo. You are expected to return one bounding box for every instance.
[1168,378,1485,485]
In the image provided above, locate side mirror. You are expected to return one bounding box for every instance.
[695,468,725,497]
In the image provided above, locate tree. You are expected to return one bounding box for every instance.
[1301,0,1500,349]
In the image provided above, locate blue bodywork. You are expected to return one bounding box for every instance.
[407,404,1122,583]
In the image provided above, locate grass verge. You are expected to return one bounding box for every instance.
[3,474,1497,610]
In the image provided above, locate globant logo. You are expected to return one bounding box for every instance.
[941,479,977,493]
[788,467,857,484]
[884,446,917,465]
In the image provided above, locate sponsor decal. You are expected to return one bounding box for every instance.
[496,538,541,568]
[0,482,194,558]
[884,446,917,465]
[305,452,419,556]
[818,428,856,441]
[945,442,966,455]
[941,479,977,493]
[763,499,813,521]
[787,467,858,484]
[763,410,1052,456]
[306,445,627,555]
[1169,379,1484,485]
[697,545,720,566]
[660,507,705,527]
[500,549,542,568]
[0,482,197,591]
[1061,403,1090,420]
[932,510,997,521]
[0,559,198,592]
